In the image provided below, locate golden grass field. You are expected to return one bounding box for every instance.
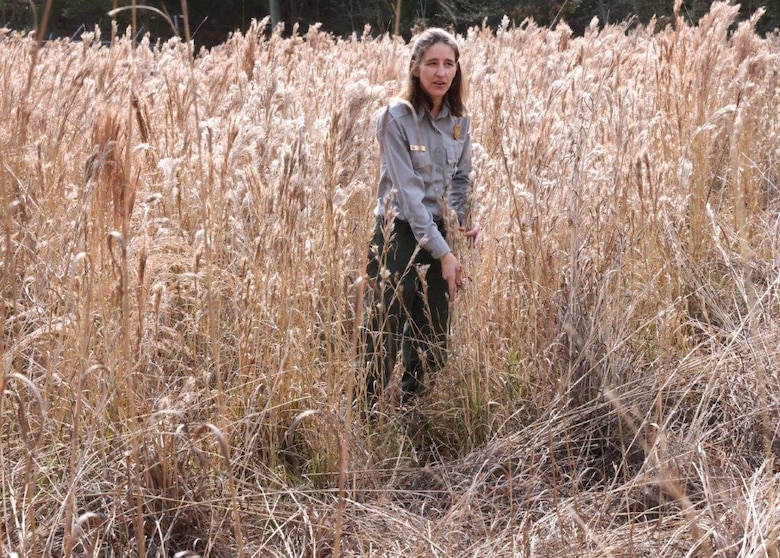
[1,1,780,556]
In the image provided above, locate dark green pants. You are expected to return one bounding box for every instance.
[360,217,450,409]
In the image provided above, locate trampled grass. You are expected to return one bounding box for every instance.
[1,2,780,556]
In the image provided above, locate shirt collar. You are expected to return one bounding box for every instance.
[418,102,451,121]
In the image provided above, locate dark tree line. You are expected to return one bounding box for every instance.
[1,0,778,47]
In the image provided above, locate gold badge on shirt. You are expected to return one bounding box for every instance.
[453,124,462,140]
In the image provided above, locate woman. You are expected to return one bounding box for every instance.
[360,28,480,415]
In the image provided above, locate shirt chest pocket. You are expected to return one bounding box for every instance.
[411,151,433,182]
[445,141,464,175]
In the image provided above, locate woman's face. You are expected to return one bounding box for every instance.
[414,42,458,107]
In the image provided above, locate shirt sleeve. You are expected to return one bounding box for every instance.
[448,119,472,226]
[380,113,451,259]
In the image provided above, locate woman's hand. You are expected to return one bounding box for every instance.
[461,222,483,248]
[440,251,463,301]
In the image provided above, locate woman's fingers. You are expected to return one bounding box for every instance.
[461,223,483,248]
[440,252,462,300]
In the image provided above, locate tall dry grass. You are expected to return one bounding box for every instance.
[1,3,780,555]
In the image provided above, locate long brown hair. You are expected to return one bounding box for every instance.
[400,28,466,117]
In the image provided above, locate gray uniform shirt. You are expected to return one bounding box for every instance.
[375,100,472,259]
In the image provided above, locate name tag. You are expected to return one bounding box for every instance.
[409,144,426,152]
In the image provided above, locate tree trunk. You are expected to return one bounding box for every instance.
[269,0,281,28]
[393,0,401,36]
[597,0,608,22]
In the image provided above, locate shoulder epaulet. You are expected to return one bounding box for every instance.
[386,99,417,121]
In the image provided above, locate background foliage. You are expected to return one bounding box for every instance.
[1,0,778,46]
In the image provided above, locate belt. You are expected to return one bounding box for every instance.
[381,216,445,230]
